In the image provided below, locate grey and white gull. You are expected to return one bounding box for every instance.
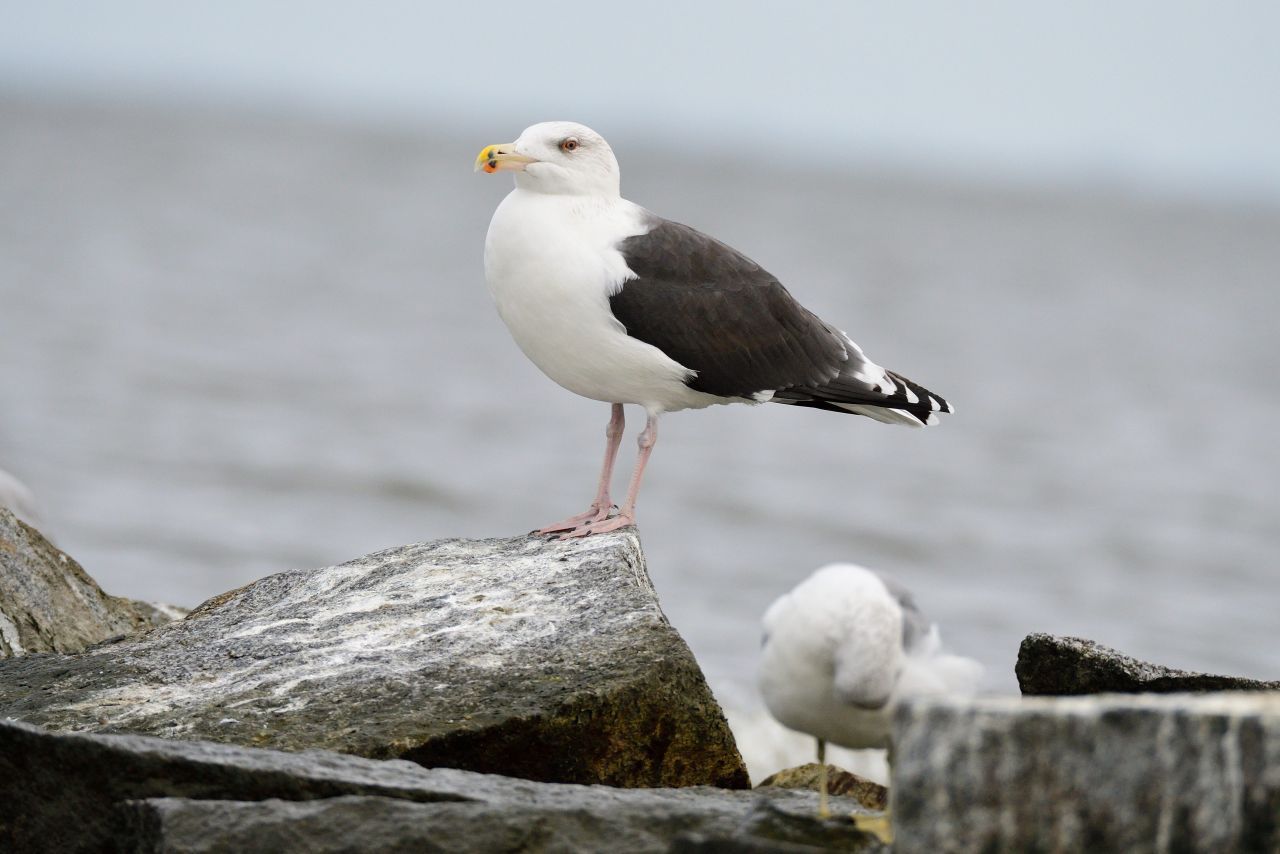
[758,563,982,816]
[476,122,953,537]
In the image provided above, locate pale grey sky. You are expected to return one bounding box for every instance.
[2,1,1278,201]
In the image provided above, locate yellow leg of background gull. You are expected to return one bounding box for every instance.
[816,738,830,819]
[815,735,894,843]
[852,810,894,845]
[851,742,893,844]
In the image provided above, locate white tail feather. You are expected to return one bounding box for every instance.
[835,404,932,427]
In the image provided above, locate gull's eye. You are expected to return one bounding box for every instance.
[559,137,580,153]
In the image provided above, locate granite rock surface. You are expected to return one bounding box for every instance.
[893,693,1280,853]
[0,529,748,788]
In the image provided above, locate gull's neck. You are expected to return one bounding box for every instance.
[510,186,628,218]
[513,172,621,199]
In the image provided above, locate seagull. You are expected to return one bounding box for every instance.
[477,122,952,538]
[758,563,982,817]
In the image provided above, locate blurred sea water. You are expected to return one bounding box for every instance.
[2,97,1278,779]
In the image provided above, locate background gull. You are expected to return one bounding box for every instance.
[758,563,982,814]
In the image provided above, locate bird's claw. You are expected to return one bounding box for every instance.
[553,512,634,539]
[534,503,615,535]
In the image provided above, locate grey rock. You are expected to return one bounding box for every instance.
[0,507,179,658]
[892,693,1280,853]
[121,797,619,854]
[0,720,877,853]
[0,718,470,852]
[119,795,883,854]
[1017,633,1280,695]
[670,835,863,854]
[0,530,748,788]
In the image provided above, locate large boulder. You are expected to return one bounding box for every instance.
[892,693,1280,853]
[0,530,749,788]
[0,720,882,853]
[1017,633,1280,695]
[0,507,178,658]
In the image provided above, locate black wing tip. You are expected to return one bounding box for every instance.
[885,370,953,416]
[773,369,954,426]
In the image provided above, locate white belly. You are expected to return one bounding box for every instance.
[483,190,723,413]
[759,645,892,749]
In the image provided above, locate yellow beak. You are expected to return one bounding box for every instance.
[475,144,538,174]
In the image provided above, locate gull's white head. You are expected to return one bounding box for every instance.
[475,121,620,197]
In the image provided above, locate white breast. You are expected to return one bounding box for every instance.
[758,582,900,749]
[759,641,894,749]
[483,190,722,414]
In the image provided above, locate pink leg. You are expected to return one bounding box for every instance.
[557,412,658,538]
[536,404,625,534]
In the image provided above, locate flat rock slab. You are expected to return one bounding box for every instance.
[120,795,883,853]
[893,693,1280,853]
[0,507,175,658]
[0,720,880,853]
[0,530,748,788]
[1017,633,1280,695]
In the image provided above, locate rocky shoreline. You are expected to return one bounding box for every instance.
[1,719,885,852]
[0,519,745,789]
[2,506,1278,852]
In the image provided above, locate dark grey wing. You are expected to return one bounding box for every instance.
[877,573,933,653]
[611,216,847,399]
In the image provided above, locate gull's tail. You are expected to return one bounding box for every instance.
[772,368,953,427]
[896,624,985,699]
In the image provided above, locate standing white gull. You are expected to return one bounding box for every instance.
[758,563,982,816]
[477,122,953,538]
